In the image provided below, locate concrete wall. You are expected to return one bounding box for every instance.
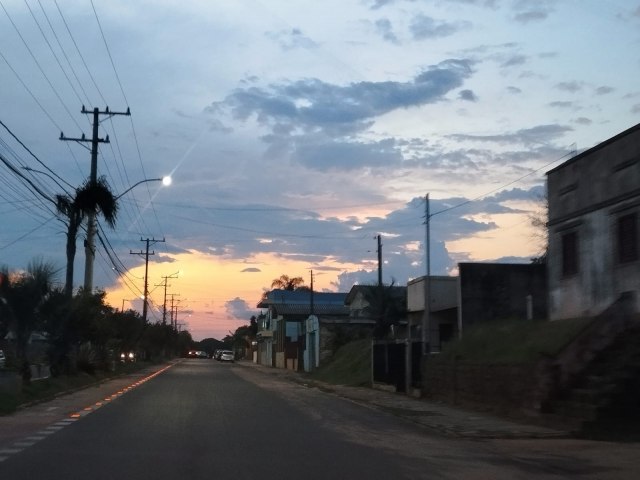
[458,263,547,331]
[407,276,458,312]
[547,123,640,319]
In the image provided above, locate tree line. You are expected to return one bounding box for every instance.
[0,258,192,383]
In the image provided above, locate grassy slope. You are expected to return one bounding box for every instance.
[433,317,595,365]
[304,317,595,387]
[309,338,372,386]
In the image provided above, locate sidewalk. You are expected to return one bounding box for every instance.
[235,360,569,439]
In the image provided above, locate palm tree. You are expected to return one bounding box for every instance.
[270,274,306,291]
[361,282,407,339]
[55,176,118,297]
[0,259,56,382]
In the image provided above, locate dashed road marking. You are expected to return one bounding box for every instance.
[0,363,176,464]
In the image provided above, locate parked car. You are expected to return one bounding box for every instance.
[219,351,234,362]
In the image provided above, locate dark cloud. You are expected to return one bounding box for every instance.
[224,297,257,321]
[369,0,395,9]
[595,86,614,95]
[375,18,399,44]
[548,101,574,109]
[208,59,474,136]
[572,117,592,125]
[265,28,318,51]
[369,0,497,8]
[241,267,261,272]
[512,0,556,24]
[409,15,469,40]
[292,138,402,171]
[458,89,478,102]
[448,124,573,146]
[506,86,522,94]
[632,104,640,114]
[555,81,583,93]
[501,54,528,68]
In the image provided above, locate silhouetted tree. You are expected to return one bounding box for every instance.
[529,193,548,264]
[56,176,118,297]
[361,282,407,339]
[270,274,306,291]
[0,258,56,382]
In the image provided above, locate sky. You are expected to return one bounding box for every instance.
[1,0,639,340]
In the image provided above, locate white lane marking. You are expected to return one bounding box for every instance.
[0,448,22,454]
[14,441,36,448]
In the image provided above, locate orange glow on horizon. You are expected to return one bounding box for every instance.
[105,250,361,341]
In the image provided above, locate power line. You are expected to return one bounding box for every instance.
[430,149,575,217]
[0,0,82,131]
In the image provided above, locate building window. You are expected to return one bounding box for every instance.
[618,213,638,263]
[562,231,579,276]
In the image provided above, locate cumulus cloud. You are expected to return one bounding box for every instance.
[207,59,474,137]
[265,28,318,51]
[595,86,614,95]
[409,14,469,40]
[555,81,584,93]
[224,297,257,321]
[572,117,592,125]
[448,124,573,146]
[375,18,399,44]
[291,138,402,171]
[512,0,556,24]
[458,89,478,102]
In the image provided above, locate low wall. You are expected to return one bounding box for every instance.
[423,361,539,416]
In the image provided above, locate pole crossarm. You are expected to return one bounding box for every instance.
[59,105,131,292]
[130,237,165,322]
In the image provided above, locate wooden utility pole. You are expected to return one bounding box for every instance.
[377,234,383,287]
[158,272,179,325]
[60,106,130,292]
[130,237,164,322]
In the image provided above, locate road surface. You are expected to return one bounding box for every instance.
[0,359,638,479]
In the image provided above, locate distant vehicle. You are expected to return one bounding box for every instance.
[219,351,234,363]
[0,349,5,368]
[120,351,136,363]
[188,350,208,359]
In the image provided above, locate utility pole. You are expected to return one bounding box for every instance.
[158,272,179,325]
[130,237,164,322]
[376,234,383,287]
[169,294,180,331]
[60,106,130,292]
[422,194,431,356]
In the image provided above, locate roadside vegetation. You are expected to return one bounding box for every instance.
[306,316,596,389]
[0,258,193,414]
[309,338,372,387]
[432,317,595,365]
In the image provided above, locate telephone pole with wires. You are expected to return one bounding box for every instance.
[158,271,179,325]
[130,237,164,322]
[60,106,130,292]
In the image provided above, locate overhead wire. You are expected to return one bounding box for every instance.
[0,0,82,131]
[89,0,164,237]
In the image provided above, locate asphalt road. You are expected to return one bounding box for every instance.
[0,360,638,479]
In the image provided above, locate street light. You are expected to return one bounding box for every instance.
[115,176,172,200]
[84,175,171,292]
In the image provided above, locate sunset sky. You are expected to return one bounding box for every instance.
[1,1,639,339]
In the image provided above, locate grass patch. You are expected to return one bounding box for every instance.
[433,317,595,365]
[0,361,154,415]
[309,338,371,386]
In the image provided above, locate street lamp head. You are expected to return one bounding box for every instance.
[162,176,172,187]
